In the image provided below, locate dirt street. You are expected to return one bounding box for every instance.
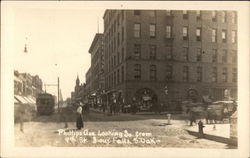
[15,110,230,148]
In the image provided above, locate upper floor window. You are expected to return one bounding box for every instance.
[232,30,237,43]
[212,11,217,22]
[196,48,202,62]
[197,66,202,82]
[166,65,173,81]
[149,10,156,17]
[134,44,141,59]
[212,67,217,82]
[183,26,188,40]
[212,49,217,63]
[232,68,237,82]
[166,46,173,60]
[121,48,124,61]
[149,45,156,59]
[122,27,124,41]
[183,66,189,82]
[134,10,141,16]
[183,10,188,19]
[150,65,157,81]
[212,29,217,42]
[222,11,227,23]
[166,10,172,16]
[232,50,237,63]
[166,25,172,38]
[232,12,237,24]
[222,50,227,63]
[222,68,228,82]
[183,47,189,61]
[134,23,141,38]
[149,24,156,38]
[196,27,202,41]
[222,30,227,43]
[196,10,201,20]
[134,64,141,80]
[121,66,124,82]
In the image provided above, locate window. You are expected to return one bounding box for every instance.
[196,48,202,62]
[134,64,141,80]
[196,27,201,41]
[232,12,237,24]
[166,46,173,60]
[232,30,237,43]
[183,66,189,82]
[183,10,188,19]
[121,48,124,61]
[166,25,172,38]
[166,10,172,16]
[183,27,188,40]
[117,13,120,26]
[134,10,141,16]
[212,49,217,63]
[183,47,189,61]
[134,44,141,59]
[118,52,120,64]
[196,10,201,20]
[150,65,157,81]
[212,11,217,22]
[117,69,120,84]
[166,65,173,81]
[232,50,237,63]
[212,67,217,82]
[222,50,227,63]
[134,23,141,38]
[222,68,228,82]
[114,55,116,66]
[117,32,120,46]
[149,45,156,59]
[111,73,113,88]
[114,71,116,86]
[149,24,156,38]
[114,20,116,33]
[197,66,202,82]
[222,30,227,43]
[232,68,237,82]
[149,10,156,17]
[222,11,227,23]
[212,29,217,42]
[121,66,124,82]
[122,27,124,41]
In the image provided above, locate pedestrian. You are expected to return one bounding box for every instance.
[76,105,84,130]
[198,120,205,138]
[190,111,196,126]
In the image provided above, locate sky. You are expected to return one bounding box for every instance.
[3,2,105,99]
[2,1,248,100]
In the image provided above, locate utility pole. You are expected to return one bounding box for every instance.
[58,77,60,113]
[44,77,60,113]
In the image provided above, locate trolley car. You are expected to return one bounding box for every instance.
[36,93,55,115]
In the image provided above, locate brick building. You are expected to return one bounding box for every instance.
[102,10,237,110]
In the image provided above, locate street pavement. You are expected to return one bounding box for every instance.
[14,109,234,148]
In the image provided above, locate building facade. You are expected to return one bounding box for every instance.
[102,10,237,110]
[14,70,43,97]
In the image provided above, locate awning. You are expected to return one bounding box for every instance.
[15,95,29,104]
[27,96,36,104]
[14,97,20,104]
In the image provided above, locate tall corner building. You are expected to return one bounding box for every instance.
[103,10,237,110]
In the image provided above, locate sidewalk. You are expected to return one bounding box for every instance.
[184,123,237,146]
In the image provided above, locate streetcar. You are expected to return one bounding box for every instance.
[36,93,55,115]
